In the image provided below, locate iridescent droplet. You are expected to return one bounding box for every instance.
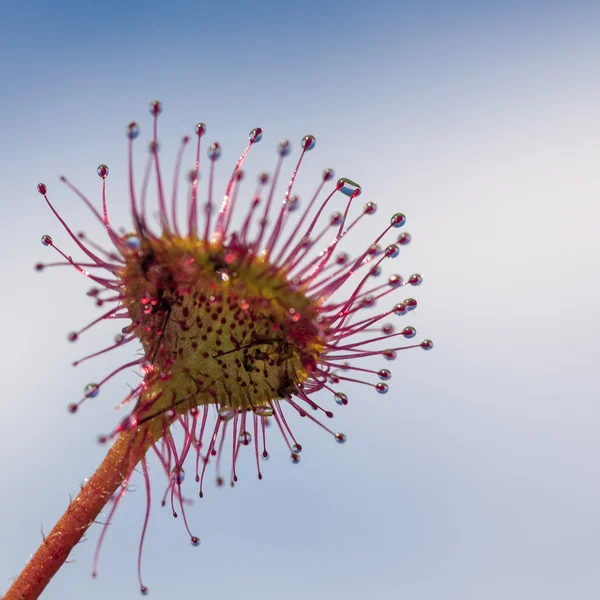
[397,232,411,245]
[403,298,418,311]
[291,443,303,454]
[421,339,434,351]
[190,536,201,547]
[330,211,342,226]
[67,331,78,342]
[122,234,140,249]
[41,234,53,246]
[301,134,316,151]
[322,168,335,181]
[385,244,399,258]
[149,100,162,115]
[37,183,47,195]
[378,369,391,381]
[408,273,423,286]
[375,383,389,394]
[402,326,416,339]
[335,433,347,444]
[239,431,252,446]
[388,274,402,287]
[208,142,221,161]
[126,122,140,140]
[255,405,274,417]
[171,466,185,484]
[390,213,406,228]
[97,164,109,179]
[393,302,407,316]
[195,122,207,137]
[334,392,348,406]
[278,139,291,156]
[383,349,397,361]
[261,451,270,461]
[218,406,236,421]
[364,201,377,214]
[84,383,99,398]
[286,194,300,212]
[337,178,362,198]
[290,454,301,464]
[140,585,149,596]
[249,127,263,143]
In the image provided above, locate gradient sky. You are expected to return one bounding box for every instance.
[1,1,599,599]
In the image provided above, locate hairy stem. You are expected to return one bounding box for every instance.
[4,428,152,600]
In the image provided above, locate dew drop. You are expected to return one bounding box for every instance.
[114,333,125,344]
[334,392,348,406]
[278,139,291,156]
[362,295,376,307]
[382,349,397,361]
[367,243,381,256]
[171,466,185,484]
[97,164,109,179]
[67,331,78,342]
[291,443,303,454]
[421,339,434,351]
[376,383,389,394]
[67,403,78,414]
[301,134,316,151]
[403,298,418,311]
[239,431,252,446]
[255,405,274,417]
[140,585,149,596]
[41,234,53,247]
[290,454,301,464]
[402,326,416,339]
[126,122,140,140]
[393,303,407,316]
[330,211,342,226]
[35,263,44,271]
[397,232,411,245]
[408,273,423,286]
[385,244,400,258]
[195,122,207,137]
[322,168,335,181]
[218,406,236,421]
[84,383,99,398]
[149,100,162,116]
[190,536,201,547]
[122,234,140,249]
[364,201,377,215]
[261,451,270,461]
[382,323,394,335]
[335,432,347,444]
[390,213,406,228]
[388,274,403,287]
[286,194,300,212]
[249,127,263,143]
[336,252,349,265]
[378,369,391,381]
[208,142,221,161]
[37,183,47,195]
[337,178,361,198]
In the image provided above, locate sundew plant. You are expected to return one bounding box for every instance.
[5,101,432,599]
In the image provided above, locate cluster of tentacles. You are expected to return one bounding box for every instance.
[35,100,432,592]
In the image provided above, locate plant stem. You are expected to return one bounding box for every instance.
[4,428,151,600]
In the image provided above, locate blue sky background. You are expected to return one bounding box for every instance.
[1,1,599,598]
